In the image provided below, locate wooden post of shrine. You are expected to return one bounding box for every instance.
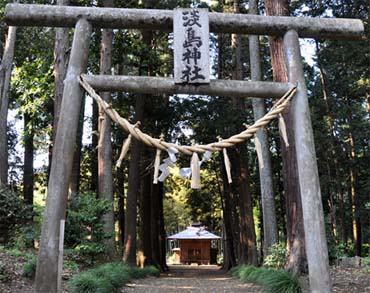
[35,19,92,293]
[283,29,331,293]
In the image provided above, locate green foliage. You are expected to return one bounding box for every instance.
[263,243,287,269]
[64,260,80,273]
[362,256,370,267]
[0,261,9,282]
[0,188,33,244]
[232,265,302,293]
[68,271,113,293]
[68,262,159,293]
[64,192,111,264]
[7,248,23,258]
[128,266,160,278]
[22,256,37,279]
[328,241,355,261]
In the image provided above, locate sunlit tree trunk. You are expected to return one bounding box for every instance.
[231,0,257,265]
[98,0,117,260]
[265,0,307,275]
[0,25,17,187]
[249,0,278,258]
[345,94,361,256]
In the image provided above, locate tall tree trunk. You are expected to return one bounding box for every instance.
[222,178,237,270]
[98,0,117,260]
[91,101,99,193]
[265,0,307,275]
[23,113,34,206]
[69,95,84,195]
[139,168,153,265]
[159,185,168,271]
[117,163,125,248]
[123,95,144,265]
[237,154,258,265]
[345,95,361,256]
[51,0,69,179]
[151,182,161,268]
[0,25,17,187]
[249,0,278,258]
[231,0,257,265]
[315,42,341,242]
[124,0,155,265]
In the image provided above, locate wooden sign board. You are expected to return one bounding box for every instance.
[174,8,210,84]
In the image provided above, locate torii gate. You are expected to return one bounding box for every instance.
[4,4,364,293]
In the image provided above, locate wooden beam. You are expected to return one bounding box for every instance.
[81,74,293,98]
[5,4,364,39]
[284,29,331,292]
[35,19,92,293]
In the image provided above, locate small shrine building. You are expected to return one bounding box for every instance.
[168,223,221,265]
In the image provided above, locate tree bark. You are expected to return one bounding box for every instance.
[222,178,237,270]
[158,184,168,270]
[123,95,144,265]
[151,182,160,268]
[237,154,258,265]
[231,0,257,265]
[265,0,307,275]
[345,95,361,256]
[0,25,17,187]
[91,101,99,193]
[249,0,278,258]
[117,163,125,248]
[139,168,153,265]
[68,96,84,195]
[23,112,34,206]
[98,0,117,260]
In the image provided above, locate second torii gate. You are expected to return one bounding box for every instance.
[4,4,364,293]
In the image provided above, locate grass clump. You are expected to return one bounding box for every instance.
[129,265,160,278]
[22,256,37,279]
[0,261,9,282]
[68,262,159,293]
[231,265,302,293]
[69,271,113,293]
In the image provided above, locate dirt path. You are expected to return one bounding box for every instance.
[123,265,261,292]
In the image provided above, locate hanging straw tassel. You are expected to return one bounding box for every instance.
[223,148,232,184]
[278,114,290,148]
[116,134,132,168]
[153,148,161,184]
[255,135,264,169]
[191,152,201,189]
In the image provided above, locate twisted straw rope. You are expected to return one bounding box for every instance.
[79,75,296,156]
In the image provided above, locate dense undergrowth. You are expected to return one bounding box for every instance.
[68,262,159,293]
[231,265,302,293]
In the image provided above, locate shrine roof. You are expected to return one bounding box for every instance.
[167,226,221,240]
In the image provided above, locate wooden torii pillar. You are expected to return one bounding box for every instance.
[4,4,364,293]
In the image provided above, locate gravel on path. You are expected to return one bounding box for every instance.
[123,265,261,292]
